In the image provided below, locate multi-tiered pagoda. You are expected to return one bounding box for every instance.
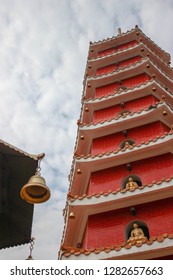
[60,26,173,260]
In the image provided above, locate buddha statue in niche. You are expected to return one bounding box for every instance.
[127,223,146,244]
[124,141,133,149]
[125,177,138,191]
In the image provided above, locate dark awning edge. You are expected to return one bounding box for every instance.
[0,138,45,160]
[0,238,31,250]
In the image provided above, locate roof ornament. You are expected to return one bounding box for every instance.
[118,27,122,35]
[69,212,75,219]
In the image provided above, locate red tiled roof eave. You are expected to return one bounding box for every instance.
[89,26,170,59]
[61,233,173,258]
[79,101,172,128]
[88,56,173,80]
[68,173,173,203]
[82,81,173,107]
[75,130,173,161]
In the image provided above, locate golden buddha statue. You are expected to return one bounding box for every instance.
[125,177,138,191]
[124,141,133,149]
[127,223,146,244]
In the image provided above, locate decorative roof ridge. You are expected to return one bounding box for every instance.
[83,79,172,104]
[89,27,135,46]
[89,26,169,58]
[88,42,171,72]
[147,58,173,81]
[74,131,173,161]
[89,56,146,79]
[83,80,152,103]
[140,42,172,70]
[61,232,173,257]
[87,57,148,81]
[137,27,170,57]
[87,56,173,82]
[0,138,43,160]
[89,41,140,62]
[80,100,170,128]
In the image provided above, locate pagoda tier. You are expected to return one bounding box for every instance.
[60,26,173,260]
[84,58,173,100]
[88,26,170,63]
[81,80,173,125]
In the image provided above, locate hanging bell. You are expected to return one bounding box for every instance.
[162,110,167,116]
[20,173,50,204]
[69,212,75,219]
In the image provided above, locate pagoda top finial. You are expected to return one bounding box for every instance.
[117,27,122,35]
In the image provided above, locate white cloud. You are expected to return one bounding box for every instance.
[0,0,173,259]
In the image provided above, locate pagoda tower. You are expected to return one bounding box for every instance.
[60,26,173,260]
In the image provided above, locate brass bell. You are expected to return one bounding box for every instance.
[69,212,75,219]
[20,173,50,204]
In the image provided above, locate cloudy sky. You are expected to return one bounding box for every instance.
[0,0,173,260]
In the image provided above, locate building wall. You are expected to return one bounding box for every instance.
[91,121,169,155]
[93,95,159,124]
[82,197,173,249]
[88,153,173,195]
[97,40,138,57]
[95,73,151,98]
[96,56,141,75]
[61,28,173,261]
